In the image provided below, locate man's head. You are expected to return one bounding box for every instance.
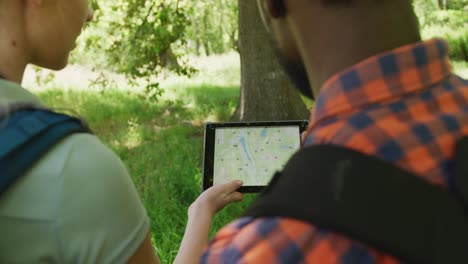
[256,0,421,99]
[257,0,313,99]
[1,0,94,71]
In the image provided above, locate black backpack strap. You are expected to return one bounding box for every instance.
[0,109,91,195]
[454,137,468,209]
[244,144,468,264]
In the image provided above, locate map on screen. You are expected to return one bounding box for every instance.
[213,126,300,186]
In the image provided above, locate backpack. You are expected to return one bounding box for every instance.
[244,140,468,264]
[0,104,91,195]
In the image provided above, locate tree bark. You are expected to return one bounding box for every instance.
[160,46,181,71]
[233,0,309,122]
[437,0,444,9]
[203,11,212,56]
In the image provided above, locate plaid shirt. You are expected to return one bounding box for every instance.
[201,38,468,264]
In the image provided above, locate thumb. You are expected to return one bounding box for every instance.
[224,180,243,193]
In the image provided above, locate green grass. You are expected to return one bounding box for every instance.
[454,60,468,78]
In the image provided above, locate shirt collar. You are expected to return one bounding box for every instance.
[310,38,453,129]
[0,79,44,107]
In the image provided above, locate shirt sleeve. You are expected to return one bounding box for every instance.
[55,134,150,264]
[201,217,399,264]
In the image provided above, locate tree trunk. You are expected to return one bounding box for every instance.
[437,0,444,9]
[203,11,212,56]
[194,22,201,56]
[160,46,181,71]
[233,0,309,122]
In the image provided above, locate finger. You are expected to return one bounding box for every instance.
[220,181,243,200]
[222,191,243,206]
[229,192,243,202]
[210,180,242,193]
[224,180,243,194]
[202,180,243,202]
[211,180,243,196]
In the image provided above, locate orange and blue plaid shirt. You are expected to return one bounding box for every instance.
[201,38,468,264]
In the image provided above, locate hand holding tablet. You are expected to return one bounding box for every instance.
[202,121,308,193]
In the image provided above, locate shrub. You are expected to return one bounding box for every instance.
[420,9,468,61]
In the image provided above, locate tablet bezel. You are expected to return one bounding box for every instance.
[202,120,309,193]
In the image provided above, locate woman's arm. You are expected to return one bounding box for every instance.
[174,180,244,264]
[127,231,161,264]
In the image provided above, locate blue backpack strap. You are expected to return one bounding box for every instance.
[0,109,91,195]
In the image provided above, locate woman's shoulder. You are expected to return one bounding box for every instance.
[2,132,132,213]
[2,133,129,207]
[50,132,131,182]
[0,133,149,263]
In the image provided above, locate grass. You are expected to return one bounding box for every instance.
[29,51,467,263]
[453,61,468,77]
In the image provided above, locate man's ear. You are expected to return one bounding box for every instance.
[265,0,287,18]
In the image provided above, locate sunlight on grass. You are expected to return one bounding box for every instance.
[124,118,143,149]
[159,52,241,102]
[453,61,468,78]
[22,52,240,98]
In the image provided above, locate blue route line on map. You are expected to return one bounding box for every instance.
[239,137,252,161]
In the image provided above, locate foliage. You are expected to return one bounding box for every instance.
[437,0,468,9]
[413,0,440,27]
[72,0,239,100]
[73,0,196,101]
[414,0,468,61]
[184,0,238,56]
[440,30,468,61]
[30,66,56,88]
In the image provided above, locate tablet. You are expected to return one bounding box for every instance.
[202,120,309,193]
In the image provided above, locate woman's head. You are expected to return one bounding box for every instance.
[25,0,94,70]
[0,0,93,79]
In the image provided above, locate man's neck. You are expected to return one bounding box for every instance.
[290,3,421,95]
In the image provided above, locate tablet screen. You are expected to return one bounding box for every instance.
[203,121,308,192]
[213,126,300,186]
